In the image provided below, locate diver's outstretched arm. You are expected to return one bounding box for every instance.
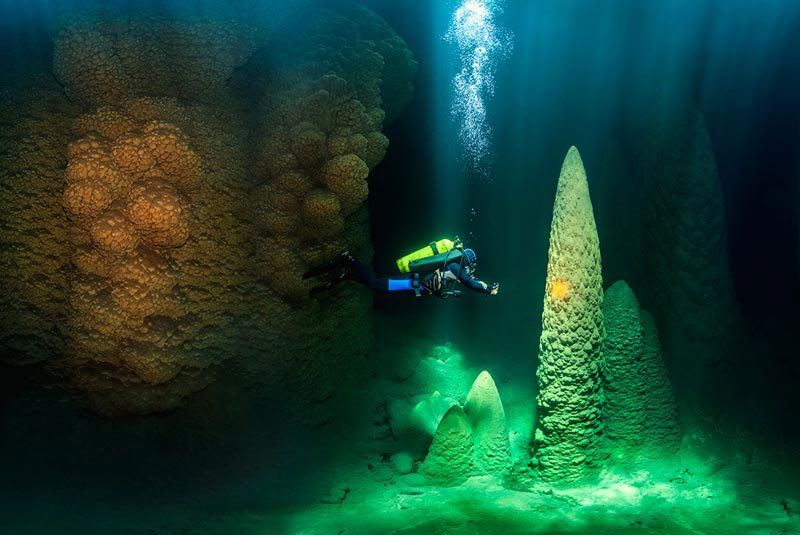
[448,262,497,295]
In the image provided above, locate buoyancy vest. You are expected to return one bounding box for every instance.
[396,238,463,274]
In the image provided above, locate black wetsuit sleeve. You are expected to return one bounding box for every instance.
[447,262,491,294]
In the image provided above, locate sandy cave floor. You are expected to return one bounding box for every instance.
[1,324,799,535]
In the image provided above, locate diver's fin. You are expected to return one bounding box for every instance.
[309,267,348,296]
[309,280,335,295]
[303,264,332,281]
[302,250,353,280]
[303,258,340,280]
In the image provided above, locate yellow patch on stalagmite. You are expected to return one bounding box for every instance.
[549,278,571,300]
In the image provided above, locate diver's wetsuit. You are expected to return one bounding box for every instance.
[343,257,492,296]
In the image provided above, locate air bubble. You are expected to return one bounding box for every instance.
[445,0,513,174]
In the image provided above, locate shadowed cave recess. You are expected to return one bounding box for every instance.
[1,0,799,533]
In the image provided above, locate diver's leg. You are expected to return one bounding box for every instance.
[386,278,417,294]
[344,258,421,294]
[307,255,380,295]
[345,259,391,292]
[309,276,344,295]
[307,255,414,295]
[310,271,414,296]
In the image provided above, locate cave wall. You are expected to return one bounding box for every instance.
[0,4,416,419]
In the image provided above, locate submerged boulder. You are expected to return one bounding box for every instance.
[532,146,606,483]
[420,405,474,485]
[464,371,510,477]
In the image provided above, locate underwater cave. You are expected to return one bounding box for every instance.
[1,0,799,533]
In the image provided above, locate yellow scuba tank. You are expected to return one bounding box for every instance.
[396,238,462,273]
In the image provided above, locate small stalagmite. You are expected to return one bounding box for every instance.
[602,280,682,458]
[464,370,510,477]
[420,405,474,485]
[602,281,647,446]
[639,311,683,454]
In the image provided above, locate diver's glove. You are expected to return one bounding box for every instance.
[489,282,500,296]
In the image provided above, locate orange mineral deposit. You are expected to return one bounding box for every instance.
[550,278,571,300]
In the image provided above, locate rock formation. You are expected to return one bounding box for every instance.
[264,4,417,126]
[420,405,474,485]
[0,77,77,366]
[232,5,416,422]
[0,5,416,418]
[601,281,645,445]
[464,371,510,477]
[247,72,386,300]
[55,97,253,415]
[639,311,683,453]
[241,4,416,301]
[639,107,737,405]
[53,16,263,107]
[532,146,606,483]
[602,281,681,457]
[416,370,511,483]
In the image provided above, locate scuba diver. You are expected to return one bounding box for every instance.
[303,238,500,298]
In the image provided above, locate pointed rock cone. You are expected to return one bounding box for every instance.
[420,405,474,485]
[464,370,510,476]
[639,311,682,454]
[640,108,737,404]
[602,281,647,447]
[602,280,682,457]
[532,146,606,483]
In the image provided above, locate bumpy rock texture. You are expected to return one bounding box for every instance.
[414,371,511,483]
[638,108,737,406]
[420,406,474,486]
[263,4,417,125]
[464,371,510,477]
[0,77,77,366]
[232,5,415,421]
[639,311,683,451]
[532,146,606,483]
[53,15,263,107]
[601,281,644,443]
[58,98,250,415]
[0,5,416,418]
[602,281,682,457]
[242,4,416,302]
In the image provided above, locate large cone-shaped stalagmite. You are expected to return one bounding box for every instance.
[464,371,510,476]
[640,108,737,405]
[602,281,681,457]
[420,406,474,485]
[532,146,606,482]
